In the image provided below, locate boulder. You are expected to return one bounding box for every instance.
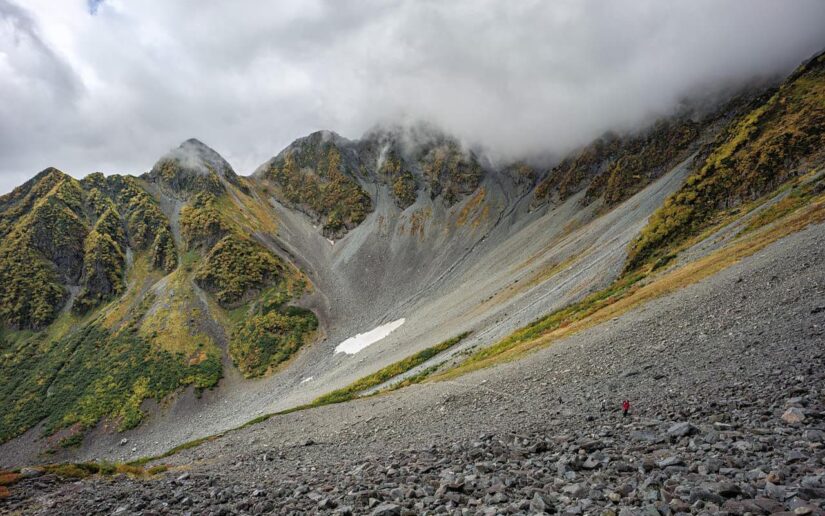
[371,503,401,516]
[667,422,699,438]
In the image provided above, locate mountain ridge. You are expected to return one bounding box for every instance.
[0,49,823,466]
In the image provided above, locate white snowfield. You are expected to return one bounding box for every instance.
[335,318,406,354]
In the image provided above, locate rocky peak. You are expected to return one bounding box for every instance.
[145,139,241,197]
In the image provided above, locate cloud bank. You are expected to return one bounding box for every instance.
[1,0,825,193]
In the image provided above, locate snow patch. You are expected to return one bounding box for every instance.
[335,318,406,355]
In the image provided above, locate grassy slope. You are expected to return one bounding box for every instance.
[626,51,825,272]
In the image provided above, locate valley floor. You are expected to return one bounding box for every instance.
[3,221,825,515]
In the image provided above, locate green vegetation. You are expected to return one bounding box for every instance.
[229,307,318,377]
[0,460,166,497]
[126,333,469,467]
[445,173,825,381]
[108,176,178,273]
[194,234,286,306]
[148,139,244,196]
[0,171,178,330]
[626,52,825,271]
[27,182,88,282]
[128,435,220,466]
[0,168,66,238]
[0,157,316,440]
[0,241,67,330]
[58,432,84,448]
[0,309,223,442]
[152,158,224,196]
[229,283,318,377]
[313,332,470,405]
[264,138,372,235]
[150,226,177,273]
[178,187,318,379]
[180,192,229,250]
[0,172,88,329]
[74,208,127,314]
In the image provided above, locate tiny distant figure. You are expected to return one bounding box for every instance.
[622,399,631,418]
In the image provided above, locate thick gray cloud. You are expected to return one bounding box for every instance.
[1,0,824,193]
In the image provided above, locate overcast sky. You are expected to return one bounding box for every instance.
[1,0,825,194]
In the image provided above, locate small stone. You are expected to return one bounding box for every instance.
[803,429,824,442]
[786,450,807,463]
[656,456,684,468]
[667,422,699,438]
[119,438,128,446]
[370,503,401,516]
[582,457,601,469]
[318,498,336,509]
[782,407,806,424]
[562,483,588,498]
[530,493,549,512]
[755,496,785,513]
[765,482,787,501]
[176,472,190,482]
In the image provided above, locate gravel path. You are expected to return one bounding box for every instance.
[3,218,824,514]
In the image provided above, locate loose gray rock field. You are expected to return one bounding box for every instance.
[3,216,824,514]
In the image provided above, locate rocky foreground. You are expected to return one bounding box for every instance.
[3,222,825,515]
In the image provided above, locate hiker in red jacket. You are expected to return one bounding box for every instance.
[622,399,631,418]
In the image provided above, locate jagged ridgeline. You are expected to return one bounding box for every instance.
[357,126,485,207]
[0,140,317,445]
[255,127,485,237]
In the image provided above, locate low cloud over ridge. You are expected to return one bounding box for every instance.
[1,0,825,193]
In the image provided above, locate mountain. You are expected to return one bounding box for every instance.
[0,50,823,467]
